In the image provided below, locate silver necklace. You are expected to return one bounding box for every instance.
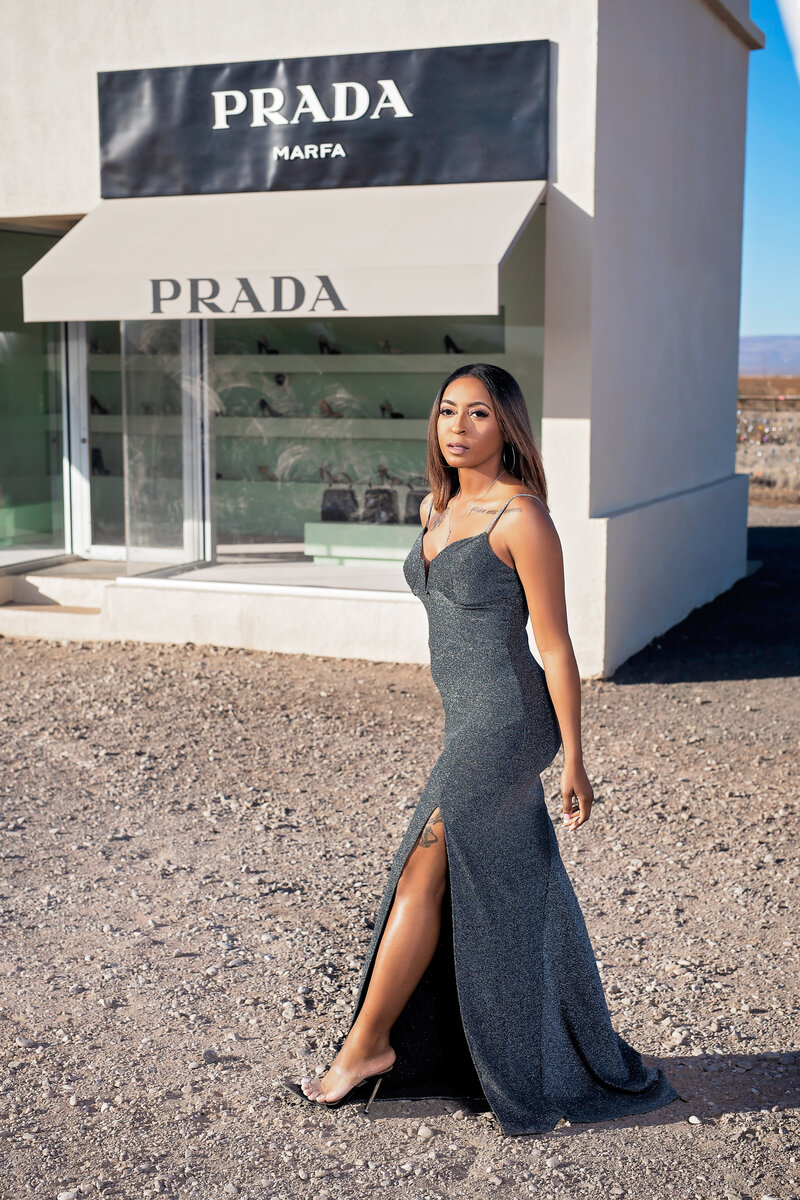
[444,469,505,546]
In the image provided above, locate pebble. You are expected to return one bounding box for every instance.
[688,1115,701,1124]
[417,1124,434,1140]
[202,1048,219,1064]
[545,1156,564,1168]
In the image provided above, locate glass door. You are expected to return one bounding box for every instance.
[120,319,208,571]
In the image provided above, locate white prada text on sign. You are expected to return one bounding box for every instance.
[211,80,413,129]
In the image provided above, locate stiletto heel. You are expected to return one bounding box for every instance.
[363,1070,387,1115]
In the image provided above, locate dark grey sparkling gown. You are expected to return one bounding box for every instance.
[340,494,681,1137]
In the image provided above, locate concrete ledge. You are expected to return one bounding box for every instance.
[104,577,430,663]
[603,472,750,675]
[10,574,113,607]
[0,604,104,640]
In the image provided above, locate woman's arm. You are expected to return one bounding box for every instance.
[499,496,595,832]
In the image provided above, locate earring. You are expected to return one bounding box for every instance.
[503,442,518,475]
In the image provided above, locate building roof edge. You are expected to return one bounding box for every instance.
[700,0,766,49]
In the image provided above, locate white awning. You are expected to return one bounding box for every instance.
[22,180,546,322]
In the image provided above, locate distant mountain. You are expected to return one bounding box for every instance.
[739,336,800,375]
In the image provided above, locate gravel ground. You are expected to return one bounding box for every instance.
[0,503,797,1200]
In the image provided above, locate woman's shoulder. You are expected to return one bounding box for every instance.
[493,490,556,542]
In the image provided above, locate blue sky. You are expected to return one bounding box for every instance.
[740,0,800,335]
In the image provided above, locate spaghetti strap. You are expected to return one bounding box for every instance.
[425,498,435,528]
[485,493,541,535]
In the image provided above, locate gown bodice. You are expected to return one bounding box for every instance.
[402,494,562,770]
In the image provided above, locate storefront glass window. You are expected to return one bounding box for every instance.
[0,231,64,565]
[208,314,504,557]
[86,320,124,546]
[121,320,204,567]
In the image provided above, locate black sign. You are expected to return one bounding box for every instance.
[98,40,549,198]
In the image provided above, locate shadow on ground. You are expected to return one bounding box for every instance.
[359,1049,798,1137]
[610,515,800,685]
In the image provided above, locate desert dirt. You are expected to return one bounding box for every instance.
[0,502,797,1200]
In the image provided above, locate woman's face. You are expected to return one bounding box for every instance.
[437,375,504,470]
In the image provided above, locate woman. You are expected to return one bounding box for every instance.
[285,363,683,1137]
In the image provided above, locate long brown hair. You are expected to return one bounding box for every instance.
[425,363,549,512]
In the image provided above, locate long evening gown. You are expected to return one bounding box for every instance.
[338,493,681,1136]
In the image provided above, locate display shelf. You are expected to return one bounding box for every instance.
[88,352,491,373]
[85,414,429,438]
[211,353,493,373]
[95,415,185,436]
[88,355,180,371]
[88,416,124,433]
[213,416,428,440]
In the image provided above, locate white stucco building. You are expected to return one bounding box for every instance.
[0,0,764,677]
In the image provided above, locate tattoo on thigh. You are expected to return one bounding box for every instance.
[419,809,444,848]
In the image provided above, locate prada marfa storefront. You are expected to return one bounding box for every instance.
[0,3,763,675]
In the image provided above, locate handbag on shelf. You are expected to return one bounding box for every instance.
[405,490,429,524]
[321,486,359,521]
[360,487,399,524]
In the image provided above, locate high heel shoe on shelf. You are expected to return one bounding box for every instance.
[379,400,405,419]
[282,1065,395,1115]
[258,397,283,417]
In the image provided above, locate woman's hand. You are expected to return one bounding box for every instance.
[561,761,594,832]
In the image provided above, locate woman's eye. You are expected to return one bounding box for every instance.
[438,407,489,418]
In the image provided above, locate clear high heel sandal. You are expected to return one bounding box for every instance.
[283,1065,394,1114]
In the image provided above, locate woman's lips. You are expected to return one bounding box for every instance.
[446,442,470,454]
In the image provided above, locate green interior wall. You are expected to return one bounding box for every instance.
[0,231,65,550]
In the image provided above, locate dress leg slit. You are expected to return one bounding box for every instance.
[340,798,488,1105]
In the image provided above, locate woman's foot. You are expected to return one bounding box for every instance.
[300,1031,395,1104]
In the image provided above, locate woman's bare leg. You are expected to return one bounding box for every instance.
[302,807,448,1104]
